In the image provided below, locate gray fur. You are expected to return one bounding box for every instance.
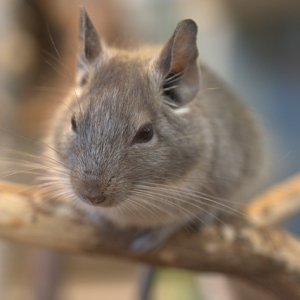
[46,12,261,236]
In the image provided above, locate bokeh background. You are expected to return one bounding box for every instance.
[0,0,299,299]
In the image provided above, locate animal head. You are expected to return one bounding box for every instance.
[49,8,202,209]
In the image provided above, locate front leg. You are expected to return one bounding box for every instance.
[131,226,178,252]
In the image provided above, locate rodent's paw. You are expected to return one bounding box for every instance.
[131,227,176,252]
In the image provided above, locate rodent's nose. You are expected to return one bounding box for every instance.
[71,169,112,206]
[84,195,106,205]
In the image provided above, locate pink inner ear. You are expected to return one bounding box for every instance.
[171,49,190,73]
[171,26,198,73]
[158,20,200,106]
[157,19,198,77]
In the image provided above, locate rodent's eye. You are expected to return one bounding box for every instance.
[79,75,88,86]
[71,116,77,132]
[134,124,153,143]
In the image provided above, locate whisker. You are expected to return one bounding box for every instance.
[31,86,68,93]
[131,189,210,227]
[164,71,184,83]
[163,85,180,92]
[129,195,175,222]
[46,24,83,118]
[0,146,66,169]
[141,182,239,205]
[0,167,49,180]
[134,184,255,224]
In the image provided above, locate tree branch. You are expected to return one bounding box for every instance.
[244,174,300,225]
[0,177,300,299]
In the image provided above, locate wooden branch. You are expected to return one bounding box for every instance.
[0,177,300,299]
[244,174,300,225]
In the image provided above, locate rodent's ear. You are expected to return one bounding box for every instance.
[157,19,200,106]
[78,7,102,66]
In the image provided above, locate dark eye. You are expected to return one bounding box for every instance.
[134,124,153,143]
[71,116,77,132]
[79,75,88,86]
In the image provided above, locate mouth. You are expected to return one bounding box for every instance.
[83,195,107,205]
[75,191,120,208]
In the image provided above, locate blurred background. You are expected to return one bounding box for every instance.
[0,0,299,299]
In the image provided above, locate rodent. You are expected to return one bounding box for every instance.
[45,8,261,251]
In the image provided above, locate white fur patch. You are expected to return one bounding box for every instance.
[174,107,190,115]
[74,87,83,97]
